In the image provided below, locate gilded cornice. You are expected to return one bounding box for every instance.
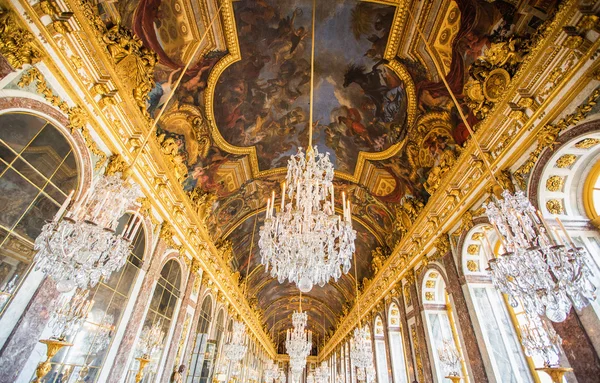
[319,0,600,360]
[7,0,276,356]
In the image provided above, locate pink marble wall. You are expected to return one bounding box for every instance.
[407,275,433,383]
[394,295,416,382]
[442,250,490,383]
[159,261,195,383]
[106,240,169,383]
[0,278,59,382]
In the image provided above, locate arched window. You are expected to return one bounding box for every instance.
[374,316,389,383]
[0,112,80,315]
[421,269,465,382]
[31,212,146,383]
[461,225,533,383]
[187,295,213,382]
[130,258,182,382]
[387,303,408,383]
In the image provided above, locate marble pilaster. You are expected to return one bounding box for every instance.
[442,250,490,383]
[0,278,59,383]
[159,261,197,383]
[0,55,12,79]
[106,240,168,383]
[395,294,416,382]
[408,274,433,383]
[552,310,600,383]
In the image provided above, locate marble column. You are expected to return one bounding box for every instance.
[395,291,416,382]
[552,310,600,383]
[0,277,59,382]
[441,250,490,383]
[408,272,433,383]
[106,240,168,383]
[181,280,212,372]
[380,305,395,383]
[0,55,12,79]
[159,260,199,383]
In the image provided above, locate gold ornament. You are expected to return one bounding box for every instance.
[0,9,43,69]
[546,176,564,192]
[574,138,600,149]
[546,199,564,214]
[466,260,479,272]
[555,154,577,168]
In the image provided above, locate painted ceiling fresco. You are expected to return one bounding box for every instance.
[101,0,561,348]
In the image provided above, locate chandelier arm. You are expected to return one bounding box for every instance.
[308,0,316,150]
[127,1,226,172]
[405,8,498,186]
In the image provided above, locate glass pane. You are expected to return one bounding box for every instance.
[21,125,70,178]
[0,168,39,228]
[43,183,67,205]
[150,285,164,311]
[50,151,77,193]
[12,157,46,189]
[473,288,518,383]
[116,262,138,296]
[0,141,16,164]
[13,193,59,241]
[0,113,47,152]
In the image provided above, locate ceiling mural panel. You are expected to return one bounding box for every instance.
[213,0,412,174]
[92,0,562,352]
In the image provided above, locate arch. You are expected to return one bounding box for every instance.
[0,109,92,317]
[387,302,409,383]
[373,315,390,383]
[459,223,535,382]
[421,268,447,305]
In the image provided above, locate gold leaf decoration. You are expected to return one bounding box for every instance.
[555,154,577,168]
[575,138,600,149]
[546,176,564,192]
[0,9,43,69]
[546,199,564,214]
[467,244,479,255]
[467,260,479,272]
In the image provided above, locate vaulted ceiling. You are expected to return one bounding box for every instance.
[100,0,560,351]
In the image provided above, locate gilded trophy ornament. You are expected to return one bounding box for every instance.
[0,8,43,69]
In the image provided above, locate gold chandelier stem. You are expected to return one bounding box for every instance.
[405,8,498,185]
[308,0,316,150]
[128,1,225,171]
[353,243,360,330]
[243,214,258,298]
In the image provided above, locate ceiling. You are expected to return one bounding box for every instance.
[101,0,560,351]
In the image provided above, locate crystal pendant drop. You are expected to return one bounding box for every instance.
[223,320,248,361]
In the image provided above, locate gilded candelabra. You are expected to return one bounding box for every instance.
[32,338,72,383]
[445,375,462,383]
[134,356,151,383]
[535,366,573,383]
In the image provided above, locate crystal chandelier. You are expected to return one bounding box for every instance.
[223,320,248,361]
[258,0,355,293]
[485,189,596,322]
[264,359,279,382]
[286,310,312,372]
[48,289,93,340]
[314,362,330,383]
[138,319,165,359]
[350,326,373,370]
[34,173,141,292]
[520,314,562,366]
[437,339,461,378]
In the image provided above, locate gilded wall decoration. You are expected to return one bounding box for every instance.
[466,260,478,272]
[574,138,600,149]
[555,154,577,168]
[546,175,564,192]
[546,199,564,215]
[0,8,43,69]
[514,88,600,189]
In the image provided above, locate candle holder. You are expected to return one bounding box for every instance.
[535,366,572,383]
[445,375,462,383]
[33,338,73,383]
[134,356,151,383]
